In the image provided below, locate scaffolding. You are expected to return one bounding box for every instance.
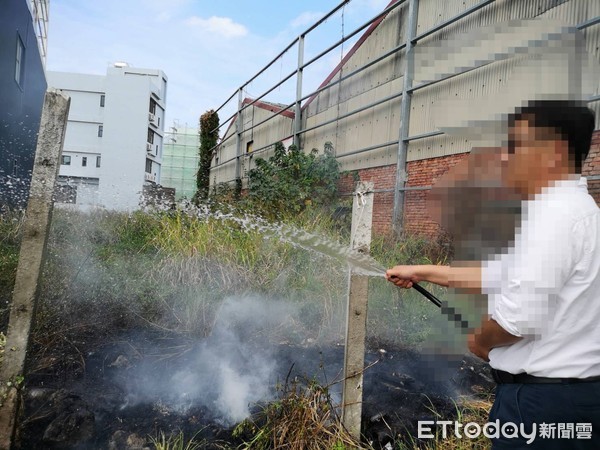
[161,122,200,200]
[28,0,49,67]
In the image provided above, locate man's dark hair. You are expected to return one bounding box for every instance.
[509,100,596,173]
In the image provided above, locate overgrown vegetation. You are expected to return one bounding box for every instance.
[195,109,220,202]
[0,201,486,449]
[151,430,207,450]
[246,142,341,218]
[0,206,455,349]
[0,210,23,323]
[234,380,362,450]
[396,396,493,450]
[234,380,492,450]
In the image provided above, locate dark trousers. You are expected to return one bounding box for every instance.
[490,381,600,449]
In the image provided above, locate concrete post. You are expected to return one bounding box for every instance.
[392,0,419,237]
[342,181,374,440]
[0,89,70,450]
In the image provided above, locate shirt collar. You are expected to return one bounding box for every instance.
[538,175,586,197]
[521,176,586,211]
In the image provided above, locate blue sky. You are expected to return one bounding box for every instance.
[46,0,390,129]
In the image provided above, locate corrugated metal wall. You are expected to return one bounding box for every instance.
[211,0,600,185]
[212,104,294,185]
[304,0,600,170]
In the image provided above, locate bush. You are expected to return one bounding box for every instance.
[246,143,341,218]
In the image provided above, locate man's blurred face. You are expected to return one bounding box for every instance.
[502,118,566,197]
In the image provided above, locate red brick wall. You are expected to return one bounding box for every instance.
[404,153,469,236]
[338,154,468,235]
[339,165,396,235]
[583,130,600,204]
[339,129,600,236]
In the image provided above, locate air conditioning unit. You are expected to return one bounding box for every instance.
[145,173,156,182]
[149,112,156,123]
[146,143,153,152]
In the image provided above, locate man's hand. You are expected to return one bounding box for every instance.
[468,317,522,361]
[386,264,451,288]
[385,265,420,288]
[468,331,490,361]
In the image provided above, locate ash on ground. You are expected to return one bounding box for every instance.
[18,329,494,449]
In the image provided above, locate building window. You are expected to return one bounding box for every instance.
[82,156,87,167]
[147,129,154,144]
[246,140,254,153]
[149,99,157,114]
[145,159,152,173]
[61,155,71,165]
[12,159,18,176]
[98,125,103,137]
[100,94,105,107]
[96,156,101,168]
[15,35,25,86]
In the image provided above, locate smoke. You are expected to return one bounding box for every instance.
[116,295,299,425]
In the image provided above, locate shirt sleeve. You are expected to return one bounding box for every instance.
[481,255,505,295]
[490,204,580,337]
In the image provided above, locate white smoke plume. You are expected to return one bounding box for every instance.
[116,296,299,425]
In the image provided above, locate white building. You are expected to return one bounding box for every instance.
[47,63,168,210]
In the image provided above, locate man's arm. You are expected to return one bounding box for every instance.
[468,317,522,361]
[385,264,482,291]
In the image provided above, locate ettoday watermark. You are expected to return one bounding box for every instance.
[418,420,593,444]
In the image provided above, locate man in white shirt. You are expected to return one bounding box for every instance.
[386,100,599,449]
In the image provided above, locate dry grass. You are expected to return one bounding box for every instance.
[231,384,493,450]
[151,430,207,450]
[0,332,5,364]
[234,380,367,450]
[398,396,493,450]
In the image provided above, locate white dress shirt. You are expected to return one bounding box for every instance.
[482,176,600,378]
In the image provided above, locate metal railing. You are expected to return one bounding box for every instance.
[208,0,600,232]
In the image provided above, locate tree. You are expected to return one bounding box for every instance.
[195,110,220,202]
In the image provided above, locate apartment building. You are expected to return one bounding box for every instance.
[47,63,168,210]
[0,0,49,208]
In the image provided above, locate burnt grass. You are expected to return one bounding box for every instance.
[17,326,495,450]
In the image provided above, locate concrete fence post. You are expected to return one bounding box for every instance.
[0,89,70,450]
[342,180,374,439]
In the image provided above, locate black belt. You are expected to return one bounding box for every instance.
[492,369,600,384]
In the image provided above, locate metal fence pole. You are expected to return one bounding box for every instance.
[392,0,419,237]
[235,88,244,182]
[294,35,305,149]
